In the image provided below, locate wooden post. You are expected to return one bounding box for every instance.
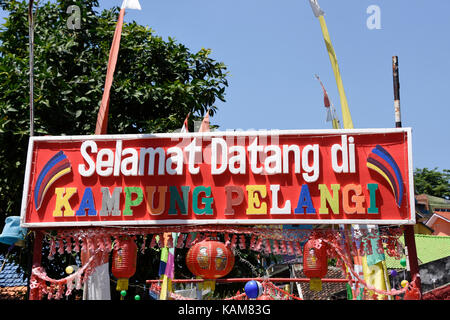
[29,230,43,300]
[392,56,422,295]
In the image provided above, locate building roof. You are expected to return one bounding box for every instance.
[0,286,27,300]
[425,212,450,228]
[292,265,347,300]
[385,234,450,269]
[0,255,28,287]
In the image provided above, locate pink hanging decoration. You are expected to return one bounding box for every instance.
[48,238,56,260]
[55,284,64,300]
[105,236,112,252]
[230,234,238,250]
[87,236,95,253]
[149,234,157,248]
[156,233,163,248]
[224,233,230,247]
[264,239,272,254]
[249,235,257,250]
[294,241,302,256]
[196,233,205,244]
[365,240,373,255]
[239,235,246,250]
[185,233,196,248]
[140,235,147,254]
[254,238,263,252]
[287,241,294,255]
[272,239,279,254]
[97,236,105,252]
[75,273,83,290]
[80,237,87,254]
[167,233,173,248]
[280,240,287,254]
[358,241,365,257]
[376,238,384,254]
[73,237,80,253]
[176,233,185,248]
[58,239,64,254]
[65,237,72,254]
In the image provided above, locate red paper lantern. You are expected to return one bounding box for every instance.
[112,237,137,291]
[186,240,234,279]
[303,238,328,279]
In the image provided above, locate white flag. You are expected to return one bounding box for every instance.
[121,0,142,10]
[309,0,324,17]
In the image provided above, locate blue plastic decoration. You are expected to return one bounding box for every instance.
[244,280,262,299]
[0,216,27,246]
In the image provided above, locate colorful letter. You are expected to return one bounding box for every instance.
[318,184,340,215]
[225,186,244,215]
[168,186,190,215]
[270,185,291,214]
[99,187,122,216]
[123,187,144,216]
[53,187,77,217]
[246,185,267,215]
[367,183,379,214]
[294,184,316,214]
[146,186,167,215]
[76,187,97,216]
[193,186,213,215]
[342,184,365,214]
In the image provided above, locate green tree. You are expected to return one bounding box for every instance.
[0,0,228,229]
[414,167,450,199]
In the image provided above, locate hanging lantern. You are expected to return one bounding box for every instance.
[112,237,137,292]
[186,240,234,280]
[303,238,328,292]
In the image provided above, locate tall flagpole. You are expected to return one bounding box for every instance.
[28,0,35,137]
[309,1,392,299]
[95,0,141,135]
[392,56,422,296]
[309,0,354,129]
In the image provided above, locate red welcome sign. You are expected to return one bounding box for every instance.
[20,128,414,228]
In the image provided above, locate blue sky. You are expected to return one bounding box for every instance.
[2,1,450,171]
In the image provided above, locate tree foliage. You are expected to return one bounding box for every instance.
[0,0,228,229]
[414,167,450,199]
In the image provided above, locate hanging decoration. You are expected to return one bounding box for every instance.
[186,240,235,291]
[303,237,328,291]
[112,236,138,292]
[28,224,411,300]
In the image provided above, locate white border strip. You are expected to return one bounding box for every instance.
[25,127,410,142]
[21,218,414,229]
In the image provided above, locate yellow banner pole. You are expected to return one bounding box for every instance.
[310,1,390,299]
[317,15,354,129]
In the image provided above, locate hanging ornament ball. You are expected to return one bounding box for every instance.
[65,266,74,274]
[390,269,398,277]
[401,280,409,288]
[134,295,141,301]
[120,290,127,297]
[400,258,407,267]
[244,280,263,299]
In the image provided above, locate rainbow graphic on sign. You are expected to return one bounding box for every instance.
[34,151,71,210]
[367,145,404,208]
